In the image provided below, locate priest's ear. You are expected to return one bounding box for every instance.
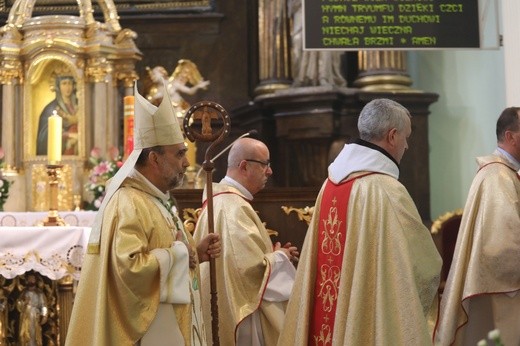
[386,127,399,146]
[237,159,248,171]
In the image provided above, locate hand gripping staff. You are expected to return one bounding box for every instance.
[183,101,230,346]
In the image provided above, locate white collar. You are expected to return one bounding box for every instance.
[328,143,399,183]
[496,147,520,171]
[221,176,254,200]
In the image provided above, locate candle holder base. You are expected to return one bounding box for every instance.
[39,164,67,227]
[42,210,67,227]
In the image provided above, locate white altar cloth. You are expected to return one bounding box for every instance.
[0,226,91,280]
[0,211,97,227]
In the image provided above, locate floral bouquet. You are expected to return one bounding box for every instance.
[84,147,123,210]
[477,329,504,346]
[0,148,12,211]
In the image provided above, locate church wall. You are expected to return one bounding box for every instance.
[408,49,506,220]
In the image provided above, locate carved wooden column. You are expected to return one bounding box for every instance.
[87,58,113,157]
[354,51,414,91]
[255,0,292,95]
[1,81,17,171]
[57,276,74,345]
[119,73,138,96]
[0,52,22,172]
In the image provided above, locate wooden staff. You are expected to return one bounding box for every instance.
[183,101,230,346]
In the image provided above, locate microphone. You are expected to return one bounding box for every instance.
[195,130,258,182]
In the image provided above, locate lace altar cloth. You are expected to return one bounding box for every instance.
[0,226,91,280]
[0,211,97,227]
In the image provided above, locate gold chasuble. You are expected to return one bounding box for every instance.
[278,142,442,346]
[435,152,520,346]
[194,183,287,346]
[66,176,205,345]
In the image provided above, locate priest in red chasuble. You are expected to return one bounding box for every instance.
[278,98,442,345]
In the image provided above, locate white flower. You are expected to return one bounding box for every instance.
[94,199,102,208]
[0,180,4,188]
[477,340,487,346]
[488,329,501,340]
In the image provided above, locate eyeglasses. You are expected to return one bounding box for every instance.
[244,159,271,168]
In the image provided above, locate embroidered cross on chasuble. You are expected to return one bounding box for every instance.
[309,175,361,344]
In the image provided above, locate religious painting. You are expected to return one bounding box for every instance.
[0,0,212,16]
[26,59,83,159]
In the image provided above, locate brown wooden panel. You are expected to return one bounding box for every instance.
[172,187,320,252]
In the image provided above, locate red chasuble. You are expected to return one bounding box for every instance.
[308,175,367,344]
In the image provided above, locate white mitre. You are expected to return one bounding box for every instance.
[87,82,184,254]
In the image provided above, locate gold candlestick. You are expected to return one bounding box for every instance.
[42,164,66,226]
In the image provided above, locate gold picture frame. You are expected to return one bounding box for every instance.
[24,58,84,160]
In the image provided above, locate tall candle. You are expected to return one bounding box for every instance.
[48,111,62,164]
[123,96,134,160]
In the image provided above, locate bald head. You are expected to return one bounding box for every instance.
[228,138,267,168]
[226,137,272,195]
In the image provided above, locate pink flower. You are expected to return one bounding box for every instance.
[93,161,110,175]
[108,146,120,161]
[90,147,102,160]
[116,161,123,168]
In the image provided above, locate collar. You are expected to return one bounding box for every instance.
[128,168,171,204]
[355,139,399,167]
[496,147,520,171]
[221,176,254,200]
[328,140,400,183]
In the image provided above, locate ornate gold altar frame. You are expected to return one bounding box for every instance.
[0,0,141,211]
[0,0,212,14]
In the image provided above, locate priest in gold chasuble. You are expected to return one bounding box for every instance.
[66,84,220,346]
[435,107,520,346]
[277,99,442,346]
[194,138,298,346]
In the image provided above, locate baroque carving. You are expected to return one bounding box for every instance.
[282,205,314,226]
[0,0,141,210]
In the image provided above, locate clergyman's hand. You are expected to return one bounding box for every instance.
[274,242,299,263]
[176,231,196,269]
[197,233,221,263]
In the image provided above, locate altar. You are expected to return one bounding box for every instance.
[0,211,96,227]
[0,222,91,345]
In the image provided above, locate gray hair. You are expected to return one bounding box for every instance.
[358,98,411,142]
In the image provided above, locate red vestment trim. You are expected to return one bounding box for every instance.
[308,175,371,345]
[201,191,250,209]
